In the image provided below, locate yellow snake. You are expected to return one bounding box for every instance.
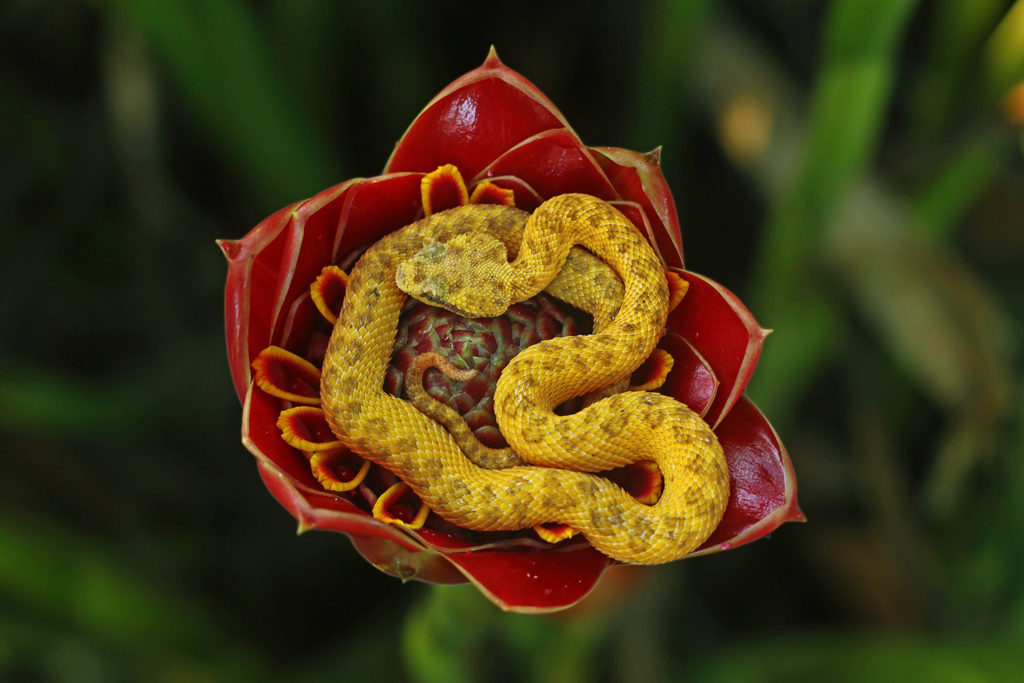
[320,193,729,564]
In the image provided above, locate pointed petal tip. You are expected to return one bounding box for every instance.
[216,238,241,260]
[645,147,663,165]
[759,326,773,340]
[484,45,502,67]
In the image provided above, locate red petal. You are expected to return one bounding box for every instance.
[668,269,769,428]
[277,406,341,451]
[246,386,427,545]
[246,384,600,598]
[220,204,296,400]
[346,534,467,584]
[444,547,611,613]
[373,482,431,529]
[591,146,683,268]
[475,175,545,210]
[310,448,370,492]
[249,383,610,602]
[665,270,687,314]
[278,292,328,366]
[220,181,356,400]
[334,173,424,260]
[244,383,320,486]
[310,265,349,325]
[658,330,718,418]
[602,460,663,505]
[607,200,668,266]
[477,129,617,201]
[421,164,469,215]
[268,184,355,348]
[251,346,321,405]
[629,348,675,392]
[385,49,572,179]
[244,385,461,577]
[693,395,803,554]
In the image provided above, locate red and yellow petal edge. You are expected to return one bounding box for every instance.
[422,163,470,215]
[311,448,371,492]
[277,406,342,451]
[469,180,516,206]
[630,349,675,392]
[691,396,804,556]
[590,146,683,268]
[658,332,718,418]
[476,128,618,202]
[532,459,665,543]
[252,346,322,405]
[603,461,663,505]
[373,482,431,529]
[669,269,771,429]
[310,265,348,324]
[246,381,611,609]
[534,523,579,544]
[666,271,688,314]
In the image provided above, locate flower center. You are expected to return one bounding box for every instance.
[384,295,587,448]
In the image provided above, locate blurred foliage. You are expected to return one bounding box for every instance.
[2,0,1023,681]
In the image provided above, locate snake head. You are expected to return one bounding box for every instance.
[396,232,513,318]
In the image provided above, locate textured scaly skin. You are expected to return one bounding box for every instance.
[321,195,729,564]
[402,248,628,470]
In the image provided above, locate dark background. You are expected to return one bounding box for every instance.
[2,1,1022,681]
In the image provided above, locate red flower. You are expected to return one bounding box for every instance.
[219,49,802,612]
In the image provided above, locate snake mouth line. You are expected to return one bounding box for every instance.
[415,291,478,319]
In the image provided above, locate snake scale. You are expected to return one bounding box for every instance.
[320,193,729,564]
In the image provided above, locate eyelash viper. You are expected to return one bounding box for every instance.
[320,194,729,564]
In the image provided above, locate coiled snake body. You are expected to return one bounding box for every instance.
[320,194,729,564]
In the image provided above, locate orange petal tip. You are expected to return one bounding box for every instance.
[666,271,689,314]
[421,164,469,215]
[252,346,322,405]
[603,460,663,505]
[310,448,371,492]
[534,523,579,544]
[311,265,349,324]
[372,482,430,529]
[469,181,516,207]
[630,348,675,392]
[277,406,342,451]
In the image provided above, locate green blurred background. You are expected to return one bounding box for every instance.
[2,0,1023,681]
